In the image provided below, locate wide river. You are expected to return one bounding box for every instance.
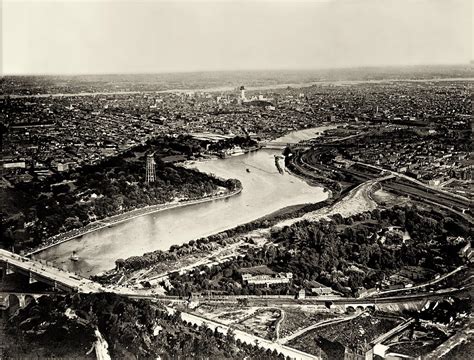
[36,126,335,276]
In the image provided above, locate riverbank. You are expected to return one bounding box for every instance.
[27,187,242,257]
[34,138,329,275]
[26,126,334,259]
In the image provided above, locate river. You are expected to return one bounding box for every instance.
[35,127,332,276]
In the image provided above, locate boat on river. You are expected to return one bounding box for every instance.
[70,251,79,261]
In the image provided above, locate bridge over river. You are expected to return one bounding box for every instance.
[259,141,312,150]
[0,249,322,360]
[0,249,103,293]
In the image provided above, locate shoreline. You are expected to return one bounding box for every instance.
[26,133,325,258]
[27,187,242,257]
[284,163,335,201]
[27,125,337,262]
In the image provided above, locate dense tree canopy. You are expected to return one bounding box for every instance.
[2,135,245,251]
[6,293,282,360]
[166,206,471,297]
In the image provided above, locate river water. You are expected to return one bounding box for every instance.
[36,127,332,276]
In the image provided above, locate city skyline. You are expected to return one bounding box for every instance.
[2,0,473,75]
[1,0,472,353]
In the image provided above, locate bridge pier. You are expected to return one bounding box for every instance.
[29,272,39,284]
[344,303,376,312]
[0,293,40,310]
[0,294,21,310]
[5,263,15,276]
[18,294,26,308]
[0,294,9,309]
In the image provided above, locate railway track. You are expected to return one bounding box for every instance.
[294,150,473,223]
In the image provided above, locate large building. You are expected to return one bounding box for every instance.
[241,272,293,287]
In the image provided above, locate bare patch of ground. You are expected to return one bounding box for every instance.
[234,308,282,340]
[279,306,339,339]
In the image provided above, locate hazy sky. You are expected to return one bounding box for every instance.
[2,0,473,75]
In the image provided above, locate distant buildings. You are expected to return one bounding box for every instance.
[239,84,274,107]
[2,79,471,187]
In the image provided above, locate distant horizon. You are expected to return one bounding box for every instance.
[3,0,472,75]
[2,62,473,77]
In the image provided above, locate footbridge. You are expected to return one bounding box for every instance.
[0,249,103,293]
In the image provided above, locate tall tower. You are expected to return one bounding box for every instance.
[240,85,246,101]
[146,153,156,183]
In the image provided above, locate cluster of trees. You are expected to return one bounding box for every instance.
[206,136,257,152]
[3,295,96,358]
[274,206,469,291]
[6,293,285,360]
[166,206,471,297]
[140,134,257,157]
[115,235,242,273]
[2,136,242,251]
[165,246,296,297]
[410,296,471,325]
[104,200,334,276]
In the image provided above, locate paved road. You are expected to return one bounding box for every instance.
[0,249,103,293]
[275,309,285,341]
[278,312,362,345]
[2,249,468,305]
[178,309,320,360]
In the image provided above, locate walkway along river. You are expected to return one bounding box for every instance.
[35,127,333,276]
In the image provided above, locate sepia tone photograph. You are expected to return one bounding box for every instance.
[0,0,472,359]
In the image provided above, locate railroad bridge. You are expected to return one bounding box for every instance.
[343,303,376,312]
